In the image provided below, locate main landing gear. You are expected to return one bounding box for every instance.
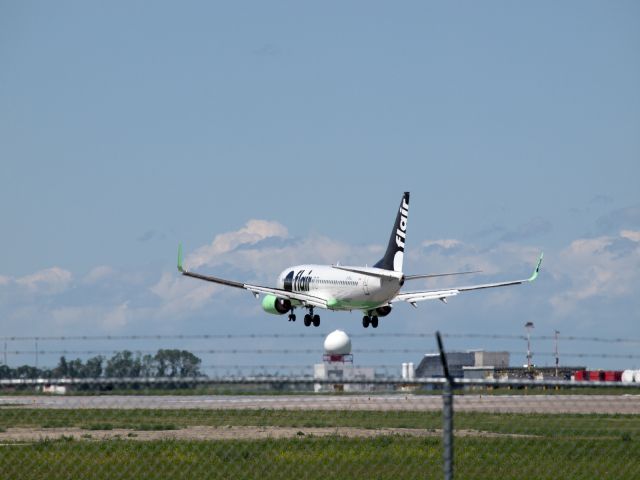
[362,313,379,329]
[303,307,320,327]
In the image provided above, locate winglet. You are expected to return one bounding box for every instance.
[177,244,185,273]
[528,252,544,282]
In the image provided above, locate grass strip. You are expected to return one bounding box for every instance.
[0,409,638,439]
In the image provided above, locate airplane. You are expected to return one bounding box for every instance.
[178,192,543,328]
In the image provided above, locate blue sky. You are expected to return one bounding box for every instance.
[1,1,639,372]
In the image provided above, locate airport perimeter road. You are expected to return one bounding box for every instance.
[2,394,640,414]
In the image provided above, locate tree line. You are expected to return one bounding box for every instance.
[0,349,203,379]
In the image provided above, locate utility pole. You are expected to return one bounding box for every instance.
[525,322,534,370]
[554,330,560,377]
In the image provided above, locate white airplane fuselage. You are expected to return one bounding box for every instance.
[276,265,403,311]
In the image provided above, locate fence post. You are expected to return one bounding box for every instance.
[436,331,453,480]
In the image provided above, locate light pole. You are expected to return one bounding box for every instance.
[554,330,560,377]
[525,322,534,370]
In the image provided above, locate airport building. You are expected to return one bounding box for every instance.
[415,350,510,378]
[414,350,584,382]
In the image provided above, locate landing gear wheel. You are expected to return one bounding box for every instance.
[312,314,320,327]
[362,315,370,328]
[371,316,379,328]
[288,313,296,322]
[304,314,311,327]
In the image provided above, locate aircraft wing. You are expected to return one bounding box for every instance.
[177,245,328,309]
[393,253,543,306]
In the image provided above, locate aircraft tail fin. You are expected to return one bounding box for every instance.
[373,192,409,272]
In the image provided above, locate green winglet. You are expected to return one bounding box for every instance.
[177,243,185,272]
[528,252,544,282]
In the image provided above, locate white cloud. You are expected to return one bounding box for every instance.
[621,230,640,242]
[421,239,462,249]
[83,266,115,284]
[223,234,355,276]
[187,219,288,269]
[549,230,640,316]
[51,303,131,331]
[412,239,540,284]
[15,267,72,294]
[150,271,219,317]
[52,306,100,328]
[102,302,129,329]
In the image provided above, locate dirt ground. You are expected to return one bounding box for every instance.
[0,425,536,442]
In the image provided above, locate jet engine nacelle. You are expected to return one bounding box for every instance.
[375,305,392,317]
[261,295,292,315]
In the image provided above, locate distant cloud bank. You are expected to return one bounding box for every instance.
[1,209,639,339]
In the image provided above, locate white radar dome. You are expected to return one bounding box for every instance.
[324,330,352,355]
[622,370,635,383]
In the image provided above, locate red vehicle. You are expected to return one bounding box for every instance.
[603,371,622,382]
[589,371,604,381]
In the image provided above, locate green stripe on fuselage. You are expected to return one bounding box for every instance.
[327,298,383,311]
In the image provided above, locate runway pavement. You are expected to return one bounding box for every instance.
[2,394,639,414]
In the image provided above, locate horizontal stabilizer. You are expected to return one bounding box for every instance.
[405,270,481,281]
[332,265,404,280]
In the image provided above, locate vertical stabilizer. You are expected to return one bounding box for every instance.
[374,192,410,272]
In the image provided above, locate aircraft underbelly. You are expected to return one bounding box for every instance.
[327,283,399,311]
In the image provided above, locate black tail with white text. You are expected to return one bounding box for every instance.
[374,192,409,272]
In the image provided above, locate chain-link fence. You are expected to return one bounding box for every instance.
[1,333,639,479]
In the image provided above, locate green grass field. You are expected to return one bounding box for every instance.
[1,408,639,437]
[1,435,639,479]
[1,409,639,479]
